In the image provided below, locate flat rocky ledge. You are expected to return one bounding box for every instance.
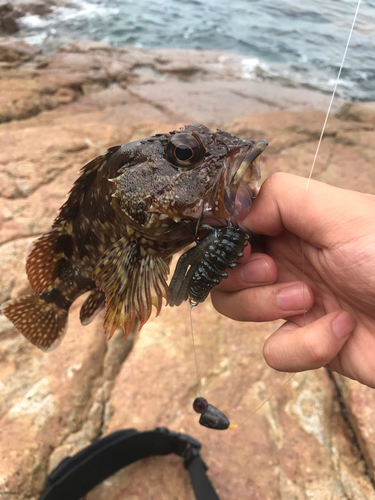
[0,37,347,126]
[1,38,375,500]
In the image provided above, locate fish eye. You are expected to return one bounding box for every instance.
[166,133,205,168]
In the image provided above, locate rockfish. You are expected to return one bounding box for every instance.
[1,124,267,351]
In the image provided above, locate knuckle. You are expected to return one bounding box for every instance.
[306,338,331,367]
[262,336,279,369]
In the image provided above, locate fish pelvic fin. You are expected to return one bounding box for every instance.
[80,289,106,326]
[26,224,73,294]
[93,237,170,341]
[1,295,68,352]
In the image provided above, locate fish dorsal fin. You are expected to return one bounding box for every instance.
[57,151,116,222]
[93,237,170,340]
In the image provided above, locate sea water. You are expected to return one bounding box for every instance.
[15,0,375,101]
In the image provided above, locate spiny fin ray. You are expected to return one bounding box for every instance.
[93,237,170,341]
[56,152,113,222]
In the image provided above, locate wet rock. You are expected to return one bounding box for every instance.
[59,40,114,53]
[0,0,55,20]
[0,3,20,34]
[0,43,346,125]
[0,37,40,62]
[336,102,375,127]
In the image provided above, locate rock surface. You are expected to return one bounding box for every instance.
[0,41,375,500]
[0,0,55,34]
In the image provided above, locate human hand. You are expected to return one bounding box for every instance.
[211,173,375,388]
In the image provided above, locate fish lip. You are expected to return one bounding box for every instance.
[230,139,268,185]
[204,139,268,223]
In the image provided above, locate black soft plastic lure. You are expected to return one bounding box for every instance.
[169,225,249,307]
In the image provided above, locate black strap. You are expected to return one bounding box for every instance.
[39,427,220,500]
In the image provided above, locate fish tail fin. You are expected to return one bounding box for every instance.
[1,294,68,351]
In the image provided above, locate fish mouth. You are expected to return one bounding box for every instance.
[202,139,268,228]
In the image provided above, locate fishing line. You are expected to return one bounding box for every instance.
[189,303,203,397]
[302,0,361,319]
[237,373,296,427]
[305,0,362,192]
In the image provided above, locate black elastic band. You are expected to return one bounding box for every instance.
[39,427,220,500]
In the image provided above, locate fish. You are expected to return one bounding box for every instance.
[1,124,267,352]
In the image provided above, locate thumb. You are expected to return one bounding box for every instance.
[243,173,368,248]
[263,311,356,372]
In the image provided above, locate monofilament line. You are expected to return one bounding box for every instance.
[305,0,362,192]
[189,305,203,396]
[239,373,296,427]
[301,0,361,326]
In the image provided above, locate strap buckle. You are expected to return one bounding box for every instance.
[155,427,203,468]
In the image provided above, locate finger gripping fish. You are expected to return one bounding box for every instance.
[1,124,267,351]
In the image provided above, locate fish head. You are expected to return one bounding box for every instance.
[111,124,267,242]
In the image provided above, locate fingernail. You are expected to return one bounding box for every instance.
[332,312,355,340]
[277,284,309,311]
[240,258,272,284]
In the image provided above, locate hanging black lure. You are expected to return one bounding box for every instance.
[169,225,249,307]
[193,397,232,430]
[170,225,248,430]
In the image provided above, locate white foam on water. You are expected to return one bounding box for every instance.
[328,77,355,88]
[241,57,260,78]
[19,0,120,33]
[18,14,51,29]
[23,32,49,46]
[53,1,119,22]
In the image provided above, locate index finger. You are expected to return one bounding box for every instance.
[215,252,278,292]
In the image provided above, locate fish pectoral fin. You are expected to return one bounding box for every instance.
[93,237,170,341]
[80,289,106,326]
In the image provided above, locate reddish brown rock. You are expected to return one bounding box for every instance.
[332,374,375,480]
[336,102,375,127]
[59,40,114,53]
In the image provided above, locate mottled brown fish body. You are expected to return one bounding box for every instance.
[1,124,267,351]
